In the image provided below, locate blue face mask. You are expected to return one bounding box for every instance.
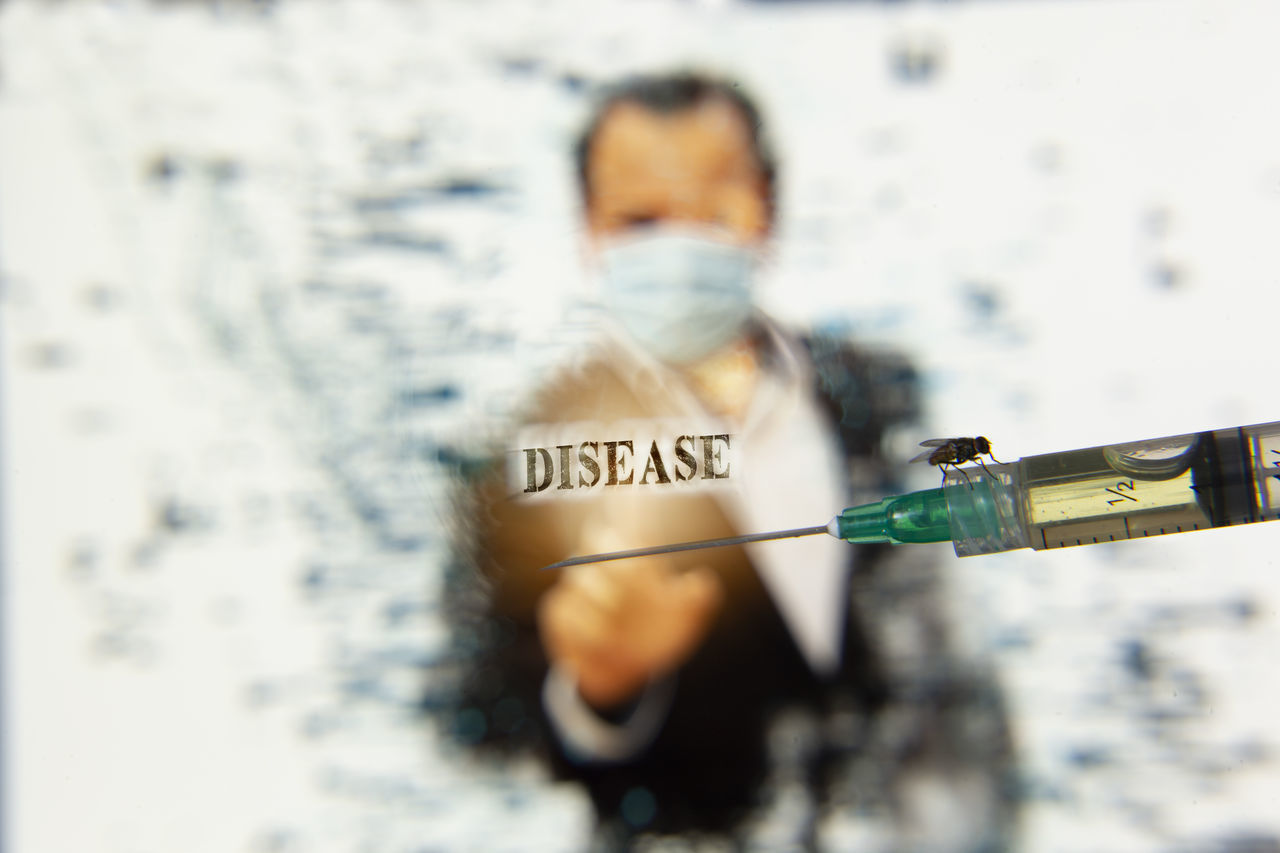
[597,228,758,365]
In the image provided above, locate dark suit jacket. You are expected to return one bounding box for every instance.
[433,330,1016,848]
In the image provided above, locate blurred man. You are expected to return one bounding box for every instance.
[440,72,1016,850]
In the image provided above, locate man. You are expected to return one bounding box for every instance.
[440,72,1016,850]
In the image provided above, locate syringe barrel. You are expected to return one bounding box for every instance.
[942,420,1280,556]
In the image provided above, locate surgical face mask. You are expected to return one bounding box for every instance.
[596,227,758,365]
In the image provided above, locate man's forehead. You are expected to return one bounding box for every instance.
[588,98,761,184]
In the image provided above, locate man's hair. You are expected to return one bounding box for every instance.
[573,71,778,222]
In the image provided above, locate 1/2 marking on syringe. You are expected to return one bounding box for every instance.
[1105,480,1139,504]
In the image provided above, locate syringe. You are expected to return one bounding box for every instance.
[541,419,1280,570]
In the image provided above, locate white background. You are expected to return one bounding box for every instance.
[3,0,1279,850]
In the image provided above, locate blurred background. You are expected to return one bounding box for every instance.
[2,0,1279,850]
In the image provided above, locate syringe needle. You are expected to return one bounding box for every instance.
[540,524,832,572]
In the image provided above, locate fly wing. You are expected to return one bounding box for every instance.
[910,438,950,464]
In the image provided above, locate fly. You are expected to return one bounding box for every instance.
[911,436,1004,486]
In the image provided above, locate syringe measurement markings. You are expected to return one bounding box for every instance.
[1105,480,1139,505]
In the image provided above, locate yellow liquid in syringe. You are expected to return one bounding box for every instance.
[1016,424,1280,551]
[1023,449,1208,549]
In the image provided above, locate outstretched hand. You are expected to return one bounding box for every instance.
[537,526,723,711]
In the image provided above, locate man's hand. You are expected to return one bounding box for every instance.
[537,528,723,711]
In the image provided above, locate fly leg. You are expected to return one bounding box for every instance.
[941,462,974,489]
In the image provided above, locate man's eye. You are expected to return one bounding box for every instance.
[623,214,659,227]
